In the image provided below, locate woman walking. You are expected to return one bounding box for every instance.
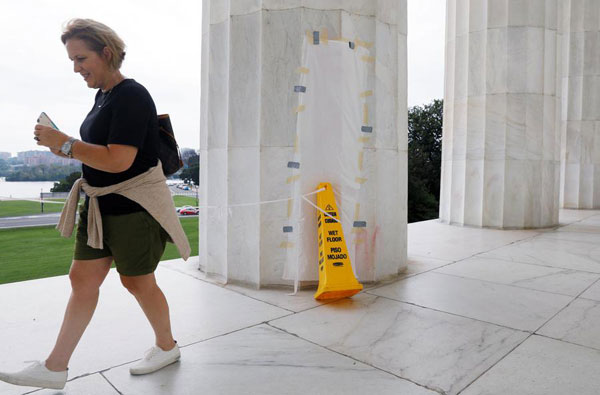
[0,19,190,390]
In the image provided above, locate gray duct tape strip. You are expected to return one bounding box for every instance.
[349,41,355,49]
[313,31,320,45]
[361,126,373,133]
[283,226,294,233]
[287,161,300,169]
[353,221,367,228]
[294,86,306,93]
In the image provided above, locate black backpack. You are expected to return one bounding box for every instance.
[157,114,184,176]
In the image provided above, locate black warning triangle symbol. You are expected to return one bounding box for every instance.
[325,204,334,211]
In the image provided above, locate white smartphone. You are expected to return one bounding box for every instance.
[37,112,60,130]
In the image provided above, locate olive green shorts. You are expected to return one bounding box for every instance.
[74,205,168,276]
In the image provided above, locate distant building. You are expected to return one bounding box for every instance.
[17,150,80,166]
[0,152,11,160]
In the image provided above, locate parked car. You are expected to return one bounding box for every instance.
[176,205,194,214]
[179,207,199,216]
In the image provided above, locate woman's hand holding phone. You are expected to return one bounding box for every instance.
[34,112,69,152]
[37,112,60,130]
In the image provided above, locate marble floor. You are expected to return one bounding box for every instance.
[2,209,600,394]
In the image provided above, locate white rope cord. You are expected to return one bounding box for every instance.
[300,194,341,224]
[199,187,325,210]
[2,189,327,209]
[3,188,351,297]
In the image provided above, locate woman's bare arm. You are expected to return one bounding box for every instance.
[34,124,138,173]
[71,141,138,173]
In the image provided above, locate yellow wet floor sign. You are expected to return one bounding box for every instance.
[314,182,363,300]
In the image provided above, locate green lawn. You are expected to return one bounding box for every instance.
[0,217,198,285]
[172,195,198,207]
[0,199,67,217]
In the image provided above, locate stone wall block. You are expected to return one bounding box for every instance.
[560,0,600,208]
[441,0,561,227]
[201,0,407,286]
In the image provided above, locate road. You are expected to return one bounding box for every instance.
[0,213,64,229]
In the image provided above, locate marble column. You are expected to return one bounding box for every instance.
[560,0,600,209]
[200,0,408,287]
[440,0,562,228]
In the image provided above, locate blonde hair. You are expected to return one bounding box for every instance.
[61,19,126,70]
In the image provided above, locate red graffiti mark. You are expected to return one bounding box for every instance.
[371,225,379,251]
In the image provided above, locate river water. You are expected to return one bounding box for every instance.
[0,178,188,199]
[0,179,57,198]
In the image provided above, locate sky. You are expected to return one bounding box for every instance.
[0,0,202,156]
[0,0,444,156]
[408,0,446,108]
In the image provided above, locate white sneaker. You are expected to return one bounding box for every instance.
[0,361,67,390]
[129,342,181,375]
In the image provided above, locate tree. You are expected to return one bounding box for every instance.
[5,164,81,181]
[180,148,198,164]
[408,99,443,223]
[180,165,199,186]
[51,171,82,192]
[186,153,199,167]
[0,159,9,176]
[179,150,199,185]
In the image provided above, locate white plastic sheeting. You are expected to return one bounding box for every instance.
[283,37,370,283]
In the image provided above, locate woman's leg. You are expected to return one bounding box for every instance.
[45,257,113,371]
[120,273,175,351]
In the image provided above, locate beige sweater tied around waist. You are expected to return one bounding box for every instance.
[56,160,191,260]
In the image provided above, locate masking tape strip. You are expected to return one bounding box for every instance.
[353,221,367,228]
[351,228,367,234]
[363,104,369,125]
[358,136,370,143]
[305,30,313,44]
[361,55,375,63]
[354,203,360,221]
[287,161,300,169]
[360,90,373,98]
[361,126,373,133]
[297,67,309,74]
[280,241,295,249]
[321,28,328,44]
[356,39,373,49]
[358,151,364,171]
[294,135,299,153]
[294,86,306,93]
[287,174,301,184]
[333,36,351,42]
[355,177,368,184]
[353,237,366,244]
[287,199,293,218]
[283,226,293,233]
[294,105,305,113]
